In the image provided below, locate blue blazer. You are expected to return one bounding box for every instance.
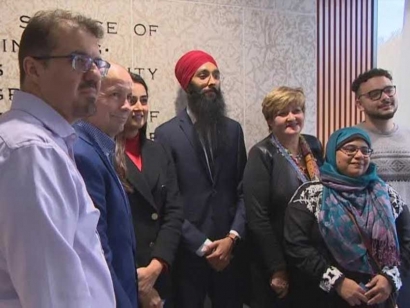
[73,124,138,308]
[154,109,247,254]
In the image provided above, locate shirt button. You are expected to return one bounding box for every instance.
[151,213,158,221]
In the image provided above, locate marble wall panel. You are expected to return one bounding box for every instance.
[0,0,58,112]
[243,7,316,149]
[0,0,317,151]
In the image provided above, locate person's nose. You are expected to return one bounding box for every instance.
[132,100,143,111]
[354,149,365,159]
[207,74,218,88]
[286,113,295,122]
[122,97,133,113]
[85,62,102,82]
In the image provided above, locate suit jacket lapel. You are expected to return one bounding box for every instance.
[126,154,157,209]
[178,110,214,184]
[78,130,131,215]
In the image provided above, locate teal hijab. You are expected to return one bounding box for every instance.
[319,127,400,274]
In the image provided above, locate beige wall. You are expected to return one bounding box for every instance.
[0,0,317,149]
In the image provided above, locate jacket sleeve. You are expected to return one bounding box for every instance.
[230,123,247,237]
[243,145,287,274]
[154,125,209,253]
[284,184,344,292]
[151,144,184,267]
[75,151,134,308]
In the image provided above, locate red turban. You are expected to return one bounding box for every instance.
[174,50,218,91]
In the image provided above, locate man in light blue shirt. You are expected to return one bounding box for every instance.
[0,10,115,308]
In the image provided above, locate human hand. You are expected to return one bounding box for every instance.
[270,270,289,298]
[140,288,163,308]
[335,277,368,306]
[137,259,163,295]
[204,237,234,271]
[365,274,393,306]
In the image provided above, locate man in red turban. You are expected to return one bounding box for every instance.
[174,50,218,91]
[155,50,247,308]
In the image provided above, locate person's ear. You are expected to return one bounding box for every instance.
[23,57,44,84]
[355,97,364,112]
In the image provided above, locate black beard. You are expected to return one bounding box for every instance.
[187,83,227,152]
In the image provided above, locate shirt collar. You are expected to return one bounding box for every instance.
[186,106,197,124]
[75,120,115,156]
[11,90,76,140]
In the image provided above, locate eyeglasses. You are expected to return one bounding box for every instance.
[339,145,373,157]
[358,85,396,101]
[32,53,111,77]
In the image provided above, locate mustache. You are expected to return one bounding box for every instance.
[79,81,98,90]
[201,88,218,95]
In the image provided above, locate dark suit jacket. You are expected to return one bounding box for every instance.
[126,137,183,297]
[154,109,247,254]
[243,134,324,277]
[73,124,138,308]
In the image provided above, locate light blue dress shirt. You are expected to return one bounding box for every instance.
[0,91,116,308]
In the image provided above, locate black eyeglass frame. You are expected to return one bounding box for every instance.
[357,85,396,101]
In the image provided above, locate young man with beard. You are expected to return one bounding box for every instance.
[154,50,247,308]
[353,68,410,306]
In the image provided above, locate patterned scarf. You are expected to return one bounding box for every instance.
[319,127,400,274]
[271,134,320,183]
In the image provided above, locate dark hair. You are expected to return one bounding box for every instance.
[115,73,149,193]
[129,72,149,95]
[351,68,393,95]
[18,9,104,86]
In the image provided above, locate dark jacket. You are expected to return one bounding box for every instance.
[73,124,138,308]
[154,109,247,253]
[243,134,323,276]
[126,137,183,297]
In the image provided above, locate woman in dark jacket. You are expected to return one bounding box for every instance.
[243,86,323,307]
[284,127,410,308]
[115,73,183,308]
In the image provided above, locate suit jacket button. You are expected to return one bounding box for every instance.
[151,213,158,221]
[149,242,155,248]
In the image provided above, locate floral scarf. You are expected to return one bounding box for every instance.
[319,127,400,274]
[271,134,320,183]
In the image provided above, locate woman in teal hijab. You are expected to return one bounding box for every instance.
[284,127,410,308]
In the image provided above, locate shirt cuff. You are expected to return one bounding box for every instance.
[381,266,402,292]
[196,239,212,257]
[319,266,344,292]
[229,230,240,239]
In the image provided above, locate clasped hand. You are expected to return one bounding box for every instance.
[336,275,392,306]
[203,237,234,272]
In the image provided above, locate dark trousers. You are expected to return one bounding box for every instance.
[170,250,244,308]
